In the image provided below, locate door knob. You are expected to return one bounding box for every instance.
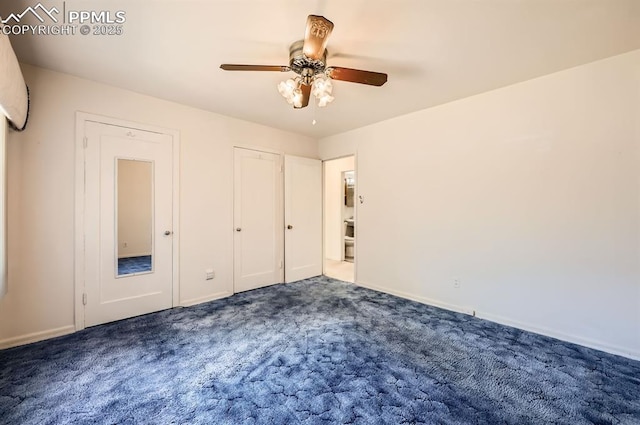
[164,230,172,236]
[236,227,242,232]
[287,225,293,230]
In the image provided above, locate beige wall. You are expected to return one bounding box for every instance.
[2,51,639,360]
[117,160,152,258]
[319,50,640,359]
[0,64,317,345]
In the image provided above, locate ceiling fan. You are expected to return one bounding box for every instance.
[220,15,388,109]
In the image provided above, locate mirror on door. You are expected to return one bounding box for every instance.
[116,158,153,277]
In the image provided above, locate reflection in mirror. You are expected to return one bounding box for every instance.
[117,159,153,276]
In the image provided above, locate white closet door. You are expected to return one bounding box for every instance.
[233,148,283,292]
[284,155,322,283]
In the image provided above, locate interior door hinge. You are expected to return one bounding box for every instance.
[83,136,88,149]
[82,293,87,305]
[279,260,283,269]
[280,164,283,173]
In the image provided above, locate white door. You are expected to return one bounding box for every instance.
[84,121,174,327]
[284,155,322,282]
[233,148,283,292]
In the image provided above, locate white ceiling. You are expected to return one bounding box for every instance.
[2,0,640,138]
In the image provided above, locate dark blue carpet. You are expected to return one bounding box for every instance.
[1,276,639,424]
[117,255,152,275]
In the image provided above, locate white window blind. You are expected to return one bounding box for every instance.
[0,117,6,299]
[0,29,28,130]
[0,25,25,299]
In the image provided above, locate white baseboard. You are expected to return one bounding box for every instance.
[355,280,475,317]
[0,292,234,350]
[180,290,232,307]
[354,280,640,361]
[0,325,76,350]
[4,285,638,361]
[478,311,640,361]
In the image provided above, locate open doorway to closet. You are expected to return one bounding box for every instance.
[323,156,355,283]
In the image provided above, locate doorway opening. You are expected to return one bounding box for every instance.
[323,156,355,283]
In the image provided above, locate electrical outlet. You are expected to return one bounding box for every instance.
[205,269,215,280]
[453,278,460,289]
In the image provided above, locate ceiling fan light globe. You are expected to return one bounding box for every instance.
[279,78,302,104]
[323,77,334,92]
[292,88,303,107]
[317,94,334,107]
[312,84,328,98]
[312,75,333,97]
[277,81,290,97]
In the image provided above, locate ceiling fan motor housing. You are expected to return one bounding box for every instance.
[289,40,327,85]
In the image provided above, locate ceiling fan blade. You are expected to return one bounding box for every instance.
[294,84,311,109]
[220,64,290,72]
[303,15,334,61]
[327,67,388,86]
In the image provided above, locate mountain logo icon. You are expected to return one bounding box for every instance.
[1,3,60,24]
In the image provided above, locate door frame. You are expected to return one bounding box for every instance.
[321,153,358,283]
[74,112,180,331]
